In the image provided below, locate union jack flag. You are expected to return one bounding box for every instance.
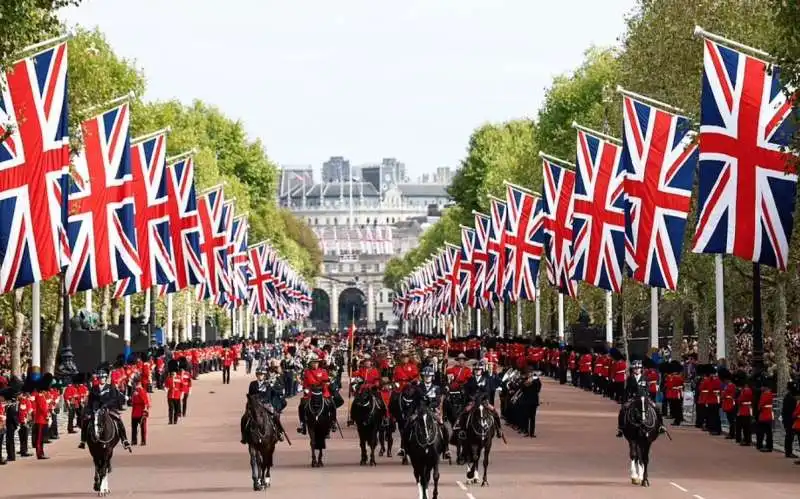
[209,199,234,305]
[0,42,70,292]
[459,226,476,309]
[571,129,626,292]
[692,37,798,270]
[196,186,228,301]
[488,198,507,298]
[445,242,462,314]
[163,156,202,294]
[542,158,578,297]
[114,131,173,297]
[473,212,494,308]
[227,215,249,306]
[247,242,274,316]
[66,103,140,294]
[622,94,697,289]
[504,183,545,301]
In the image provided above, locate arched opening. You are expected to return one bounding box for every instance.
[310,288,331,331]
[338,287,366,330]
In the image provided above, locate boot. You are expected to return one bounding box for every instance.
[273,415,285,442]
[78,424,87,449]
[240,416,248,445]
[116,419,132,452]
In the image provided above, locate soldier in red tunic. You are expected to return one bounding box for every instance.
[130,376,150,446]
[347,356,381,426]
[297,354,333,435]
[165,360,183,425]
[755,376,775,452]
[719,368,738,439]
[446,353,472,391]
[735,373,753,445]
[392,352,420,392]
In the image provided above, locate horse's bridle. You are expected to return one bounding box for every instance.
[467,404,493,441]
[92,409,117,446]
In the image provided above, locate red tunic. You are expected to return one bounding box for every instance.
[721,383,737,412]
[446,366,472,390]
[131,386,150,418]
[793,403,800,431]
[352,367,380,390]
[737,387,753,417]
[303,368,331,398]
[645,369,659,395]
[392,362,419,391]
[165,373,183,400]
[579,354,592,374]
[33,391,49,425]
[757,389,774,423]
[613,360,627,383]
[180,371,192,394]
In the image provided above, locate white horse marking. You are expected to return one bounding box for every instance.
[417,481,425,499]
[264,477,271,487]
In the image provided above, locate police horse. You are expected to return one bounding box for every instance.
[243,395,279,490]
[403,395,445,499]
[303,389,334,468]
[621,392,664,486]
[390,383,419,465]
[350,380,384,466]
[87,408,121,496]
[461,393,495,486]
[443,386,467,464]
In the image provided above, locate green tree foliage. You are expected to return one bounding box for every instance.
[0,1,80,69]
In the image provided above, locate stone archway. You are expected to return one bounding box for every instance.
[310,288,331,330]
[338,287,366,330]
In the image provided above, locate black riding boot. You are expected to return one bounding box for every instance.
[273,414,285,441]
[616,409,624,437]
[78,422,88,449]
[240,415,248,444]
[115,418,131,451]
[492,412,503,439]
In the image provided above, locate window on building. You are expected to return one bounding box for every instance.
[379,312,384,321]
[315,218,319,225]
[361,264,367,273]
[375,263,380,272]
[379,292,383,303]
[333,217,338,225]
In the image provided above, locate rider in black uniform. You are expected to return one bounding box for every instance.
[456,361,503,439]
[616,360,656,437]
[240,365,285,443]
[78,369,131,451]
[411,365,451,460]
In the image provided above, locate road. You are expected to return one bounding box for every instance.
[3,367,799,499]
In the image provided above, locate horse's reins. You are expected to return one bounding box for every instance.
[92,411,117,446]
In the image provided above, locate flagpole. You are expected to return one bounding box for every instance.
[31,282,42,376]
[123,295,132,361]
[714,255,725,361]
[516,300,522,335]
[605,291,613,344]
[167,294,174,343]
[650,288,658,349]
[557,293,564,339]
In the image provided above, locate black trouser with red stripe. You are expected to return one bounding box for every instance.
[168,399,181,424]
[131,416,147,445]
[32,423,46,458]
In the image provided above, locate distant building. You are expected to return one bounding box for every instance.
[435,166,455,185]
[278,165,313,202]
[322,156,351,183]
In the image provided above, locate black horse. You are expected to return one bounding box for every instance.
[377,402,395,458]
[243,395,278,490]
[86,408,121,497]
[390,384,419,465]
[621,394,663,487]
[404,402,444,499]
[461,401,495,487]
[303,390,334,468]
[443,388,466,464]
[351,386,383,466]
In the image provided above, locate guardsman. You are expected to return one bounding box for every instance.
[155,356,166,390]
[392,352,420,392]
[17,385,32,457]
[33,377,53,459]
[781,381,798,459]
[792,389,800,454]
[0,388,8,465]
[63,378,79,434]
[130,376,150,446]
[611,352,627,403]
[696,365,712,430]
[707,367,723,435]
[222,344,235,384]
[720,368,737,439]
[179,358,192,417]
[297,354,333,435]
[755,377,774,452]
[568,348,578,387]
[446,353,472,391]
[644,359,659,402]
[579,349,593,390]
[735,373,753,446]
[165,360,183,425]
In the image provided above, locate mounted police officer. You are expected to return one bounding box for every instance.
[78,368,131,452]
[240,364,286,443]
[617,360,659,437]
[411,366,451,460]
[456,361,503,439]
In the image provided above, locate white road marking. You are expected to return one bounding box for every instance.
[692,495,705,499]
[670,482,688,492]
[456,481,468,491]
[466,494,477,499]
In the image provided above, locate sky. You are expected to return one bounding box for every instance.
[61,0,637,180]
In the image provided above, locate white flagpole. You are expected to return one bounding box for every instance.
[85,290,93,313]
[557,293,564,339]
[476,310,482,337]
[498,301,505,338]
[143,288,151,320]
[166,294,174,343]
[31,282,42,375]
[349,175,354,227]
[200,301,206,342]
[516,300,522,335]
[650,287,658,349]
[123,295,132,360]
[605,290,613,344]
[714,254,725,360]
[183,297,191,342]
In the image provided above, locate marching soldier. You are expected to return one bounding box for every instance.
[755,376,775,452]
[165,360,183,425]
[720,368,738,439]
[735,373,753,446]
[130,376,150,446]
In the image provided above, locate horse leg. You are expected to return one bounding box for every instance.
[264,447,273,488]
[641,442,651,487]
[420,466,431,499]
[432,461,440,499]
[386,428,393,458]
[628,440,640,485]
[414,469,423,499]
[359,431,368,465]
[249,448,261,490]
[378,427,386,456]
[93,457,102,492]
[369,429,378,466]
[100,460,110,496]
[310,434,317,468]
[481,446,490,487]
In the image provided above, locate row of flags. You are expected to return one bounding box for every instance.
[0,37,312,322]
[393,29,798,320]
[313,225,394,255]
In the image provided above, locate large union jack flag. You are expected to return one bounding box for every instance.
[247,242,274,316]
[622,94,697,289]
[488,198,507,298]
[204,196,233,304]
[163,155,202,294]
[542,158,578,297]
[227,215,249,306]
[0,42,70,292]
[66,103,140,294]
[571,128,626,292]
[692,37,798,270]
[459,226,477,309]
[504,182,544,301]
[114,130,173,297]
[473,212,494,308]
[445,242,462,314]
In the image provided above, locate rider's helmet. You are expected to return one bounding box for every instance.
[307,352,319,367]
[95,368,109,383]
[631,360,643,372]
[255,365,267,376]
[474,361,486,375]
[421,366,435,381]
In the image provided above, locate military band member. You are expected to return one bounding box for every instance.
[130,376,150,446]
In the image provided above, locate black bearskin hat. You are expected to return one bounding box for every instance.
[642,357,656,369]
[178,357,190,371]
[717,367,732,381]
[167,359,179,373]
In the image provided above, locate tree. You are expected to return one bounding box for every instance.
[0,1,80,69]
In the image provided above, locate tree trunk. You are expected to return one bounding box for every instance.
[773,273,790,397]
[670,299,684,354]
[10,288,25,377]
[43,278,64,374]
[102,286,111,328]
[111,294,120,326]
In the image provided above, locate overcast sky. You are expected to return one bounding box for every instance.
[61,0,637,179]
